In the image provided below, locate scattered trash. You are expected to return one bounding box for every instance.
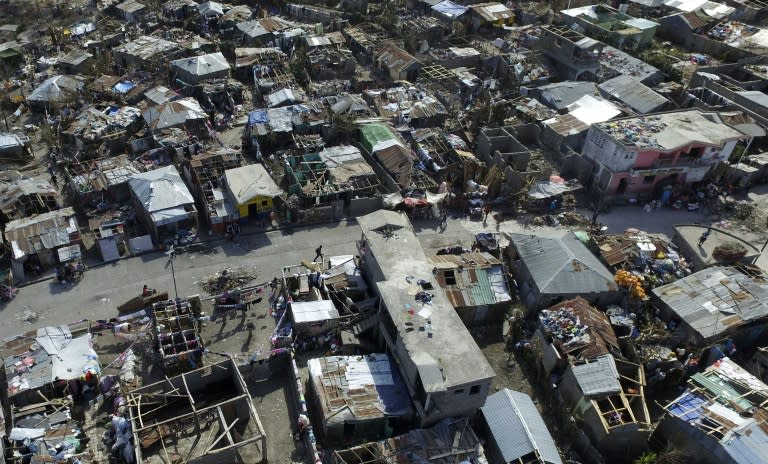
[20,308,39,323]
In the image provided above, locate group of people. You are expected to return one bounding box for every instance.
[55,261,85,284]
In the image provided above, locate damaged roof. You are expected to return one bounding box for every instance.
[540,297,620,361]
[308,354,413,424]
[4,207,79,258]
[598,74,668,114]
[375,42,421,74]
[652,266,768,341]
[142,97,207,130]
[428,253,512,307]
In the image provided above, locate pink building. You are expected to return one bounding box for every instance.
[582,109,749,198]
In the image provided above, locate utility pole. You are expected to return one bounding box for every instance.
[166,246,179,299]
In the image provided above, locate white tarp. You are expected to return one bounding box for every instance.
[291,300,340,324]
[487,266,512,303]
[36,326,72,355]
[51,334,99,381]
[383,192,404,208]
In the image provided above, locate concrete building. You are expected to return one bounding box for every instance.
[506,231,620,311]
[356,210,495,427]
[528,25,605,81]
[582,109,748,198]
[223,163,283,221]
[560,4,658,50]
[688,64,768,129]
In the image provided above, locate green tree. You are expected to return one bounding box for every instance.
[634,451,657,464]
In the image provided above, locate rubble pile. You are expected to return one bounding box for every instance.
[199,267,257,294]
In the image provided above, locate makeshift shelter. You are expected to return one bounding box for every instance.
[3,207,81,281]
[142,97,208,135]
[2,325,99,407]
[128,165,197,244]
[308,354,414,444]
[291,300,340,336]
[224,164,283,220]
[26,75,84,112]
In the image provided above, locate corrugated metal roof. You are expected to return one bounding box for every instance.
[509,231,617,296]
[722,414,768,464]
[429,253,509,308]
[376,42,421,74]
[598,74,668,114]
[482,388,563,464]
[569,354,622,397]
[307,354,413,423]
[652,266,768,341]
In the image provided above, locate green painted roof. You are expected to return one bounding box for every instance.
[468,268,498,306]
[360,123,396,153]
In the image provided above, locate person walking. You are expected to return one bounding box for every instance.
[314,245,323,262]
[698,228,712,247]
[591,210,599,226]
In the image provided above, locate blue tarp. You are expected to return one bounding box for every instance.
[113,81,136,94]
[248,110,268,126]
[667,390,706,422]
[431,0,468,18]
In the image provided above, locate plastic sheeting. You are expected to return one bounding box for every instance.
[113,81,135,94]
[431,0,469,18]
[487,266,511,302]
[527,179,582,199]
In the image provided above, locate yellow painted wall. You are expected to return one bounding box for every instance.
[237,196,274,217]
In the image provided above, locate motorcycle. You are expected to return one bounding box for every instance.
[1,284,18,301]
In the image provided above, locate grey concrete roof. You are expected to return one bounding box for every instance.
[482,389,563,464]
[508,231,617,296]
[652,266,768,341]
[358,211,495,392]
